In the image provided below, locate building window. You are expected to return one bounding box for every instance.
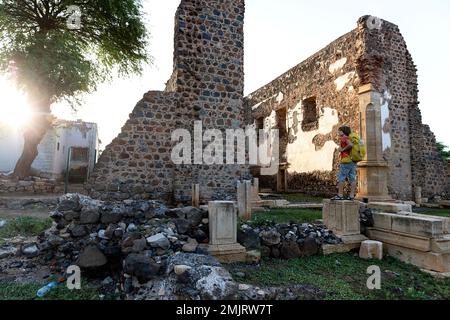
[57,142,60,151]
[70,147,89,162]
[302,97,319,132]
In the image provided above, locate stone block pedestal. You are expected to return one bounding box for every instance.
[207,201,246,263]
[323,200,361,237]
[322,200,367,254]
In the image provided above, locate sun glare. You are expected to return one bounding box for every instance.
[0,77,32,130]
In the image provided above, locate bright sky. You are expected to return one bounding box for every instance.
[2,0,450,148]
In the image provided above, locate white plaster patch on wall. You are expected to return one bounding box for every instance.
[276,92,284,104]
[380,90,392,151]
[334,72,355,91]
[329,57,348,74]
[287,103,339,173]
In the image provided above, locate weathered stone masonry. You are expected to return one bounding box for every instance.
[88,0,249,202]
[245,16,450,200]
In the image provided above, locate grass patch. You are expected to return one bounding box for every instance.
[0,281,104,300]
[414,208,450,218]
[279,193,324,204]
[230,253,450,300]
[0,216,52,239]
[250,208,322,226]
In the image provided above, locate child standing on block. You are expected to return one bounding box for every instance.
[332,126,357,201]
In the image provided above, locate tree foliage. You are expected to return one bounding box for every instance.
[0,0,150,107]
[437,142,450,162]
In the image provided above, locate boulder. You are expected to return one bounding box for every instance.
[100,211,123,224]
[80,208,100,224]
[76,245,107,268]
[182,239,198,253]
[237,226,261,250]
[260,230,281,246]
[69,224,88,238]
[0,246,17,259]
[298,237,319,257]
[58,194,81,212]
[146,233,171,250]
[280,240,301,260]
[21,243,39,258]
[123,253,161,282]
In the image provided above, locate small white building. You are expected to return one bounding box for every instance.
[0,119,99,181]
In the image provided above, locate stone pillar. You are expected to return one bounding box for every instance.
[192,184,200,208]
[356,84,392,202]
[237,181,252,221]
[207,201,246,263]
[252,178,261,202]
[323,200,367,244]
[415,186,422,207]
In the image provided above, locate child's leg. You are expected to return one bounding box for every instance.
[349,162,357,199]
[338,182,344,197]
[337,164,349,197]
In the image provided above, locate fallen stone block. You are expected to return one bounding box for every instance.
[384,243,450,273]
[368,202,412,213]
[359,240,383,260]
[367,228,431,252]
[440,201,450,208]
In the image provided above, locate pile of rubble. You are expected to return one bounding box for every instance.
[237,222,342,260]
[1,194,245,299]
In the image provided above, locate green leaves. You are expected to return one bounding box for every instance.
[436,142,450,162]
[0,0,150,108]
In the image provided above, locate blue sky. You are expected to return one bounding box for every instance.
[50,0,450,148]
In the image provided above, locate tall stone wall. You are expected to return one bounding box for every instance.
[88,0,249,203]
[171,0,249,202]
[245,16,448,200]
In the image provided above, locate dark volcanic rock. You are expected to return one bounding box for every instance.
[124,253,161,282]
[280,240,301,260]
[76,245,107,268]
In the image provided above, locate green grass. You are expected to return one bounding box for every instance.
[279,193,324,204]
[229,253,450,300]
[0,217,52,240]
[250,208,322,226]
[0,281,105,300]
[415,208,450,218]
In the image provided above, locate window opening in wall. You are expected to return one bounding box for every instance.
[302,97,319,132]
[57,142,60,151]
[70,147,89,162]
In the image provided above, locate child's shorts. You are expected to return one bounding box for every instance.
[338,162,357,183]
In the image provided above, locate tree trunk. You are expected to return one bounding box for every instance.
[12,100,51,179]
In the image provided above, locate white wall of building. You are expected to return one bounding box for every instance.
[0,120,98,179]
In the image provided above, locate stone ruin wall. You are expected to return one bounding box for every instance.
[358,16,449,199]
[245,25,362,196]
[245,16,450,200]
[88,0,249,203]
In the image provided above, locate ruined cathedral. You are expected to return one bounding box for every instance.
[86,0,450,203]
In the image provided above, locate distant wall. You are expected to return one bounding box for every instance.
[0,121,98,180]
[245,27,362,196]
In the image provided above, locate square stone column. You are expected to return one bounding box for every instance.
[357,84,392,202]
[207,201,246,263]
[237,180,252,221]
[192,184,200,208]
[323,200,367,244]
